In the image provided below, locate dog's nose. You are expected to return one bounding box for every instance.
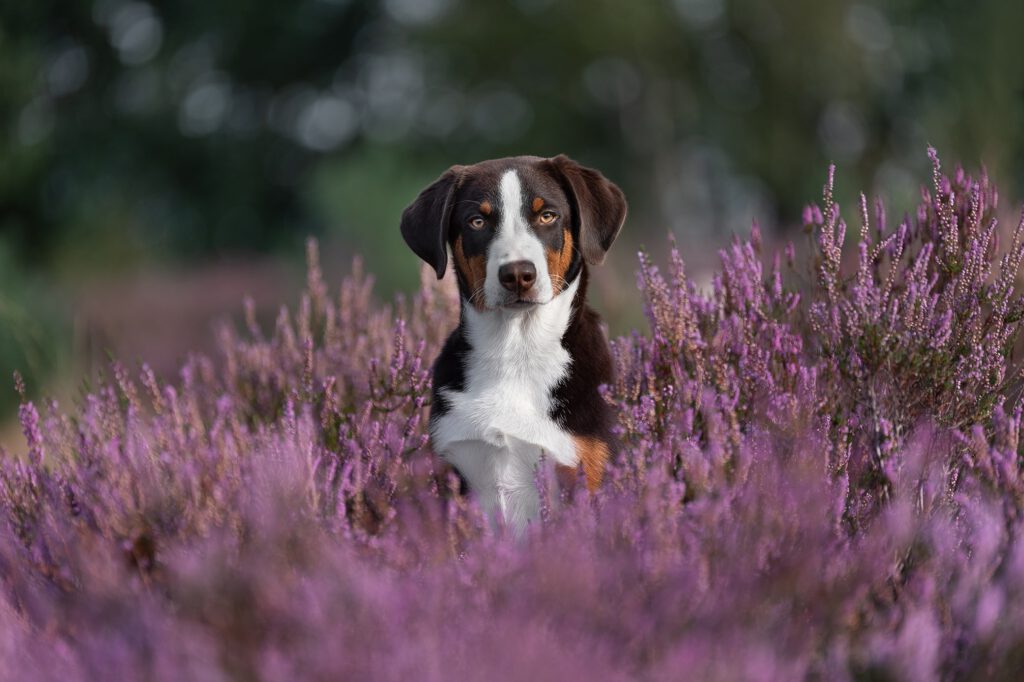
[498,260,537,294]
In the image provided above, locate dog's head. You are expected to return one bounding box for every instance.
[400,155,626,311]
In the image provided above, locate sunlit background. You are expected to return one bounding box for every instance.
[2,0,1024,423]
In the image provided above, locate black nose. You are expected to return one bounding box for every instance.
[498,260,537,295]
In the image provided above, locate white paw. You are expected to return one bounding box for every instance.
[482,427,509,448]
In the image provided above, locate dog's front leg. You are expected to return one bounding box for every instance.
[495,478,538,538]
[443,441,503,531]
[535,450,563,517]
[445,439,551,537]
[496,442,555,537]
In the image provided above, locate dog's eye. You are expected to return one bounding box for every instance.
[538,210,558,225]
[468,216,486,230]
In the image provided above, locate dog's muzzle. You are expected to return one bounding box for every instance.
[498,260,537,296]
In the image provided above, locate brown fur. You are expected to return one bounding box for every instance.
[532,197,545,212]
[545,229,574,293]
[480,200,492,215]
[453,236,487,309]
[558,435,610,491]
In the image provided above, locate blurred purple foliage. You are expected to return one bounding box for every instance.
[3,151,1024,680]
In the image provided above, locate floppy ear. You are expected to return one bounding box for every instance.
[400,166,463,279]
[548,154,627,265]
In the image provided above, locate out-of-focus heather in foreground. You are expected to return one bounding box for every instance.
[4,152,1024,680]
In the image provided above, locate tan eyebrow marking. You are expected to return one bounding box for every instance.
[479,200,492,215]
[532,197,544,212]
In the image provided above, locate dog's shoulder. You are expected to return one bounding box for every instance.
[550,302,615,441]
[566,304,614,381]
[430,323,470,419]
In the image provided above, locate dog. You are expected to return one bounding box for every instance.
[400,155,626,535]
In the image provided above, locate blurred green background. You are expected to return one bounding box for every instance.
[2,0,1024,419]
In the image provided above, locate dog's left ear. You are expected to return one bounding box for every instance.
[548,154,627,265]
[400,166,464,279]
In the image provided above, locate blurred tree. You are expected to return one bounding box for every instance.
[3,0,1024,273]
[2,0,1024,412]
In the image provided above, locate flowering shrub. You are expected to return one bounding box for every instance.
[2,151,1024,680]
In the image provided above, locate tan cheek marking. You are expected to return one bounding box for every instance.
[532,197,544,212]
[545,229,574,292]
[571,436,610,491]
[454,236,487,309]
[480,200,492,215]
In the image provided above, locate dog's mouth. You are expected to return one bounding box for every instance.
[501,299,541,311]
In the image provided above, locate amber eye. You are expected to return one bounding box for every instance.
[468,216,486,230]
[538,210,558,225]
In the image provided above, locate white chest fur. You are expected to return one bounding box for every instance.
[431,278,580,533]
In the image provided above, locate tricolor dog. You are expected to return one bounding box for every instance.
[400,155,626,535]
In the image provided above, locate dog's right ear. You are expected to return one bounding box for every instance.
[547,154,626,266]
[400,166,463,279]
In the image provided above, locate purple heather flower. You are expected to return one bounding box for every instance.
[0,152,1023,679]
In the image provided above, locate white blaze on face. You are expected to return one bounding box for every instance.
[484,169,555,308]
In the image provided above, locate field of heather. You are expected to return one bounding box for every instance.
[3,153,1024,681]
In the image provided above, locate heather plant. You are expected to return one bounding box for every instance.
[621,150,1024,517]
[2,152,1024,680]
